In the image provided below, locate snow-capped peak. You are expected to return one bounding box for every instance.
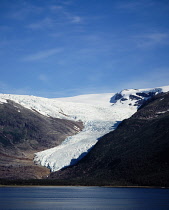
[110,86,168,108]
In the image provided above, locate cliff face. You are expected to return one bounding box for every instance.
[49,92,169,187]
[0,100,83,179]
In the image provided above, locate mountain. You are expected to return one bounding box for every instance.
[48,91,169,187]
[34,86,169,172]
[0,85,169,181]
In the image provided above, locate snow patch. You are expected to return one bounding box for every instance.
[0,98,7,104]
[156,110,169,114]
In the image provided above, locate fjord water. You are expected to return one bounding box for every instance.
[0,186,169,210]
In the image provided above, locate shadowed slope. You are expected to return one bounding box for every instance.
[49,92,169,187]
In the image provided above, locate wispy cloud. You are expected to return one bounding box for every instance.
[48,2,83,24]
[116,0,154,10]
[49,5,63,11]
[134,32,169,48]
[23,48,63,61]
[6,2,43,20]
[38,74,49,83]
[119,67,169,91]
[60,9,83,24]
[0,25,11,31]
[27,15,83,30]
[57,0,74,6]
[48,86,112,98]
[27,6,83,30]
[71,16,83,23]
[117,2,142,10]
[5,0,83,31]
[0,81,9,93]
[27,17,55,29]
[49,32,63,38]
[0,81,32,95]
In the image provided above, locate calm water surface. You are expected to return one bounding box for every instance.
[0,186,169,210]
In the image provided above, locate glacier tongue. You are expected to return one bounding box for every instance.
[34,101,137,172]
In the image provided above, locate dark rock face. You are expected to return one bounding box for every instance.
[49,92,169,187]
[120,98,128,101]
[129,94,145,106]
[110,93,122,103]
[136,92,156,98]
[129,94,141,100]
[0,100,83,179]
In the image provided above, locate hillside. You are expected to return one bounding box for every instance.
[0,100,83,179]
[48,91,169,187]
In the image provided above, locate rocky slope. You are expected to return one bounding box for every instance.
[48,91,169,187]
[0,100,83,179]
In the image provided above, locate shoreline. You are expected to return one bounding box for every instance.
[0,184,168,189]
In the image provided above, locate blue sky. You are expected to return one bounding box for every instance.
[0,0,169,97]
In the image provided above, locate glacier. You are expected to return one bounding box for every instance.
[0,85,169,172]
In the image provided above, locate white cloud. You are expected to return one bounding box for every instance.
[23,48,63,61]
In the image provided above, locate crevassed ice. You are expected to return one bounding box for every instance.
[34,104,136,172]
